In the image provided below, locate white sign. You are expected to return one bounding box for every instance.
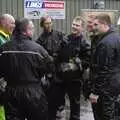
[24,0,65,19]
[117,17,120,25]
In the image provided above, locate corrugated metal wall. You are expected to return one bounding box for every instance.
[0,0,120,38]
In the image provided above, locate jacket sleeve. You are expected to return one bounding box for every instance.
[37,45,55,75]
[80,39,91,99]
[80,39,91,69]
[83,43,110,98]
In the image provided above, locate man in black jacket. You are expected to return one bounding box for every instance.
[89,13,120,120]
[0,18,54,120]
[58,16,91,120]
[36,15,65,120]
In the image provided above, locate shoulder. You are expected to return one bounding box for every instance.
[28,40,43,49]
[102,32,120,46]
[26,40,49,55]
[26,40,53,61]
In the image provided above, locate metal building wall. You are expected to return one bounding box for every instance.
[0,0,120,38]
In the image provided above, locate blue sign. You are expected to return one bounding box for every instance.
[25,0,44,8]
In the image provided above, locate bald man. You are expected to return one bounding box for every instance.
[0,14,15,120]
[0,14,15,45]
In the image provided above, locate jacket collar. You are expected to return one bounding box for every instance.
[0,29,10,40]
[12,33,32,41]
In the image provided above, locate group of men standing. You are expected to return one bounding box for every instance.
[0,12,120,120]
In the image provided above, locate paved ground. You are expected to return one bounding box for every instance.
[61,94,95,120]
[26,94,95,120]
[80,95,94,120]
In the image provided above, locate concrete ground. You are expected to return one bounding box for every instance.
[57,94,94,120]
[59,94,120,120]
[80,95,94,120]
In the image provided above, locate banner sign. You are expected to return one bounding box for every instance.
[24,0,65,19]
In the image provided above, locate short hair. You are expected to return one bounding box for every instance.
[0,14,14,25]
[40,15,53,28]
[73,16,85,27]
[95,13,112,25]
[88,14,96,20]
[14,18,31,34]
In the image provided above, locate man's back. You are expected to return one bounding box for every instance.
[0,17,53,120]
[0,35,53,84]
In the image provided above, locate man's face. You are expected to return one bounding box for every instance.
[4,17,15,35]
[71,20,83,36]
[25,21,34,38]
[87,16,95,32]
[43,17,53,31]
[92,19,104,35]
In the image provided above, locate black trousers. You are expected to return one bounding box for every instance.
[46,83,65,120]
[111,94,120,120]
[4,84,48,120]
[92,93,116,120]
[64,81,81,120]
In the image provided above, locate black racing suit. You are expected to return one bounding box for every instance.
[90,29,120,120]
[36,29,65,120]
[0,34,54,120]
[57,34,91,120]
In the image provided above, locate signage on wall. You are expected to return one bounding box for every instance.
[117,16,120,25]
[24,0,65,19]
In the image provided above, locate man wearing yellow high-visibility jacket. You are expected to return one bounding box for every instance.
[0,14,15,120]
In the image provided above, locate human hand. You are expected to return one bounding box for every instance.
[89,93,99,103]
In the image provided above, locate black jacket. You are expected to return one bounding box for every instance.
[0,34,54,85]
[36,29,64,59]
[36,29,64,83]
[58,34,91,80]
[91,29,120,95]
